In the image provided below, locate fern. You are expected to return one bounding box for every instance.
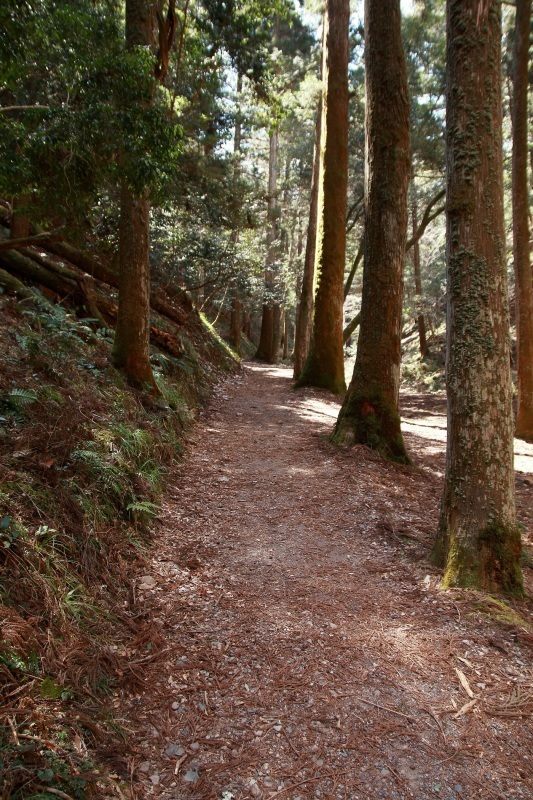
[6,388,39,407]
[126,500,159,518]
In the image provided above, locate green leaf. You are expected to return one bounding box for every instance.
[0,515,11,530]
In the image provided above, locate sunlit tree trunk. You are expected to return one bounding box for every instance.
[512,0,533,441]
[293,96,322,380]
[334,0,410,460]
[431,0,522,593]
[112,0,159,391]
[295,0,349,395]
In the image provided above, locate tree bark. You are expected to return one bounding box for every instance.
[512,0,533,441]
[293,97,322,380]
[272,303,282,363]
[111,0,159,392]
[229,72,243,356]
[333,0,410,460]
[230,297,242,355]
[10,198,30,241]
[256,129,279,363]
[283,309,290,360]
[295,0,349,395]
[431,0,522,593]
[411,177,428,359]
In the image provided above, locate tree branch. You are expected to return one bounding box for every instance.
[405,188,445,252]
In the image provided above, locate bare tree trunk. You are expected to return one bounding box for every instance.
[411,177,428,359]
[272,303,282,363]
[295,0,349,395]
[432,0,522,593]
[10,197,30,240]
[242,310,251,338]
[256,129,279,362]
[334,0,410,461]
[293,96,322,380]
[283,309,290,360]
[112,0,159,391]
[230,72,243,356]
[230,297,241,355]
[112,185,158,389]
[512,0,533,441]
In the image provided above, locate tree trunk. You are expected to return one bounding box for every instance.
[411,177,428,359]
[334,0,410,461]
[112,185,158,389]
[10,198,30,240]
[111,0,159,392]
[431,0,522,594]
[230,297,241,355]
[229,71,243,355]
[271,303,282,364]
[512,0,533,441]
[293,97,322,380]
[295,0,348,395]
[256,129,279,362]
[242,309,251,338]
[283,309,290,360]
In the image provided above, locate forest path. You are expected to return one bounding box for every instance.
[125,364,533,800]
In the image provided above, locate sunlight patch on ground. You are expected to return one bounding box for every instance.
[297,398,340,423]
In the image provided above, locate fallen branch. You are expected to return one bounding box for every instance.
[0,229,63,252]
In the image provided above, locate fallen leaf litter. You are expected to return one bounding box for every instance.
[120,364,533,800]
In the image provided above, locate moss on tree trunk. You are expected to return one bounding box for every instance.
[333,0,410,461]
[431,0,523,594]
[295,0,349,397]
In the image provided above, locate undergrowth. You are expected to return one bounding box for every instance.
[0,290,237,798]
[401,325,446,392]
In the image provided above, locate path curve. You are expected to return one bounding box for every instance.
[124,364,533,800]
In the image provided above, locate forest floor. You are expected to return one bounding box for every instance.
[121,363,533,800]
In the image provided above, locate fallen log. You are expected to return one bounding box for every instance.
[0,248,81,300]
[0,207,190,328]
[0,268,36,299]
[0,229,63,253]
[0,249,183,359]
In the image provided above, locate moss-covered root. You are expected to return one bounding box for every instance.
[434,522,524,595]
[332,392,410,464]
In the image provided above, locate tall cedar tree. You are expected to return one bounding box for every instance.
[333,0,410,459]
[255,130,279,363]
[512,0,533,440]
[295,0,349,396]
[293,97,321,381]
[431,0,523,593]
[112,0,159,391]
[411,176,428,359]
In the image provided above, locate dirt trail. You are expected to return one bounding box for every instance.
[124,364,533,800]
